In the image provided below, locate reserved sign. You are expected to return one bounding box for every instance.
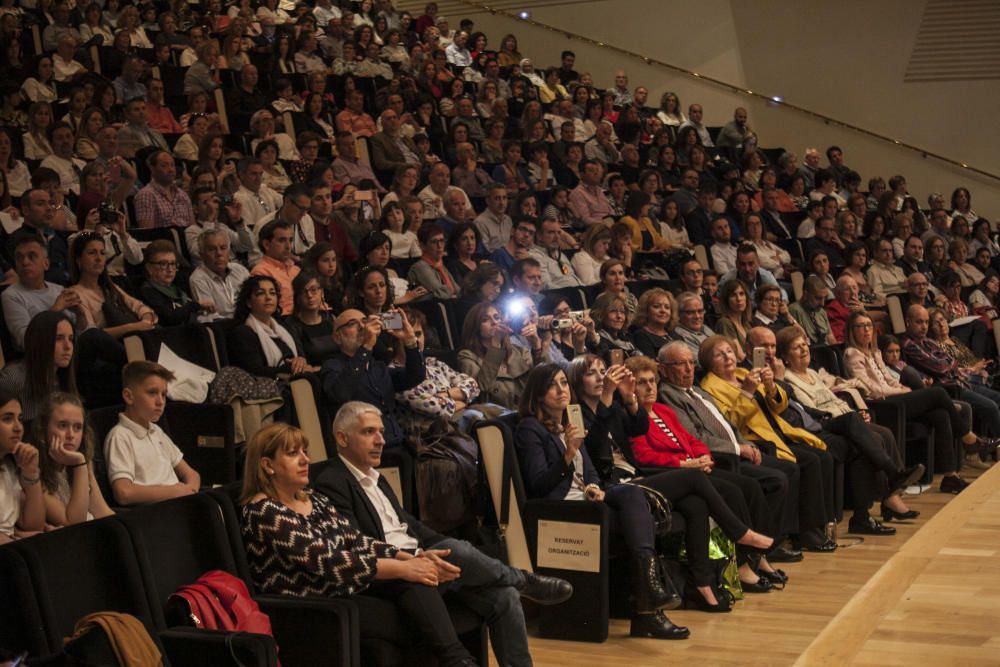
[536,520,601,572]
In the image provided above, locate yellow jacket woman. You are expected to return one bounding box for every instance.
[700,367,825,462]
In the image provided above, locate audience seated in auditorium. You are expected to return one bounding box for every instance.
[514,363,690,639]
[315,401,572,664]
[104,361,202,506]
[32,392,114,526]
[0,391,44,544]
[239,422,481,667]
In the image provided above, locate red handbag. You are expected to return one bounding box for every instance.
[170,570,280,662]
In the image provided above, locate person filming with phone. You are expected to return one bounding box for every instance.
[321,306,425,455]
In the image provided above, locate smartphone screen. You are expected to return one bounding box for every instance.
[566,403,585,434]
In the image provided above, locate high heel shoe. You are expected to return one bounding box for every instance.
[881,506,920,522]
[683,586,731,613]
[758,568,788,587]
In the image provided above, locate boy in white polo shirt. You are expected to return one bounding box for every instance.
[104,361,201,506]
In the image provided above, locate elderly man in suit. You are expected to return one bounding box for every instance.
[313,401,572,667]
[370,108,424,174]
[656,340,799,563]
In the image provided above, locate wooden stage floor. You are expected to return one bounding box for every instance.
[507,464,1000,667]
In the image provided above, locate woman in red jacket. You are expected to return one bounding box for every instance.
[626,356,786,596]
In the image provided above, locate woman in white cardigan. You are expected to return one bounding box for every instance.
[571,225,612,286]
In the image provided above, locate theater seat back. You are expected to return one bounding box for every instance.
[474,421,533,571]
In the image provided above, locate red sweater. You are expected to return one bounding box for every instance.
[630,403,712,468]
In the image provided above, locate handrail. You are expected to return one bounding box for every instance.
[430,0,1000,184]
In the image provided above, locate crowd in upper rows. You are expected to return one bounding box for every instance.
[1,0,1000,659]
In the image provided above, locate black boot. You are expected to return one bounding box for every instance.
[633,554,680,613]
[629,611,690,640]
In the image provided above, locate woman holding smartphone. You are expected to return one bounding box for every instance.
[514,363,690,640]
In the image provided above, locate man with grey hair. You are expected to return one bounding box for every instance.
[657,341,797,562]
[188,228,249,322]
[313,402,572,667]
[672,292,716,363]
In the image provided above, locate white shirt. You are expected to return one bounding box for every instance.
[234,184,282,232]
[312,3,340,25]
[339,455,418,550]
[39,154,86,195]
[104,413,184,488]
[445,43,472,67]
[189,262,250,322]
[0,458,20,537]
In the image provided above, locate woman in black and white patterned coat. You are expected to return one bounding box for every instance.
[239,423,477,667]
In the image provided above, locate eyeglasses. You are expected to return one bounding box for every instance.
[761,297,781,304]
[680,308,705,315]
[149,261,178,269]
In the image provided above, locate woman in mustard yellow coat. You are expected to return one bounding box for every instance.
[698,335,837,551]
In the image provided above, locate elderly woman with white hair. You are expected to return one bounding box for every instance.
[250,109,300,161]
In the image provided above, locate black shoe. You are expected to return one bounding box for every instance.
[633,555,680,613]
[683,586,731,613]
[740,577,773,593]
[848,516,896,535]
[940,475,969,494]
[630,611,690,639]
[758,568,788,586]
[518,571,573,605]
[887,464,925,495]
[881,506,920,522]
[767,546,804,563]
[804,539,837,552]
[964,437,998,456]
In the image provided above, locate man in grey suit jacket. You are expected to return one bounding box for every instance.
[656,341,800,562]
[370,109,424,173]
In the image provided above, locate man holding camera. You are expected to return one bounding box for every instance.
[322,308,425,452]
[184,187,255,267]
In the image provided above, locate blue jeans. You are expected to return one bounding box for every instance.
[433,537,531,667]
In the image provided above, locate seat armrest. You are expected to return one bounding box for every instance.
[255,595,359,667]
[158,627,278,667]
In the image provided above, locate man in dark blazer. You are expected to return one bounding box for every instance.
[656,340,800,563]
[313,401,572,667]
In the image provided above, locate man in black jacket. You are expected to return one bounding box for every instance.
[313,402,572,667]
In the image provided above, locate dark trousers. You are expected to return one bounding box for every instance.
[739,460,790,539]
[885,387,965,473]
[606,482,657,557]
[758,453,800,535]
[635,468,748,586]
[787,442,836,531]
[360,581,472,667]
[825,412,898,510]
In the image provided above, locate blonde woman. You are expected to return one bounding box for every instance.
[238,421,477,665]
[632,288,677,358]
